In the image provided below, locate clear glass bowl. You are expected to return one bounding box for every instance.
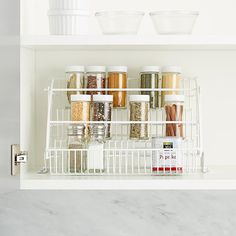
[150,11,199,35]
[95,11,145,35]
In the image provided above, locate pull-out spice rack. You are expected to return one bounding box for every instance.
[44,78,204,176]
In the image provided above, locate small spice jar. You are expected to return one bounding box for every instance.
[85,66,106,95]
[164,95,185,138]
[107,66,127,108]
[161,66,182,107]
[66,66,85,103]
[68,125,87,173]
[71,94,91,138]
[129,95,150,140]
[91,95,113,140]
[140,66,160,109]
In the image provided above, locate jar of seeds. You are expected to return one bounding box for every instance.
[71,94,91,139]
[140,66,160,109]
[66,66,85,103]
[129,95,150,140]
[91,95,113,139]
[85,66,106,95]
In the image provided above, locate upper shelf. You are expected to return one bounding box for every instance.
[21,35,236,50]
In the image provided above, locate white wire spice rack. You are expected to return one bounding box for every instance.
[43,78,204,176]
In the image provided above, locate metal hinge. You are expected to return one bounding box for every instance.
[11,144,28,176]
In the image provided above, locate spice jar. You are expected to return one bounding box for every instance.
[164,95,185,138]
[129,95,150,140]
[107,66,127,108]
[85,66,106,95]
[66,66,85,103]
[68,125,87,173]
[140,66,160,109]
[71,94,91,139]
[91,95,113,140]
[161,66,182,107]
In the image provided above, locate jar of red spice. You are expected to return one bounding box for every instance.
[107,66,127,108]
[85,66,106,95]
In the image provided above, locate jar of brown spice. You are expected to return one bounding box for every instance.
[107,66,127,108]
[85,66,106,95]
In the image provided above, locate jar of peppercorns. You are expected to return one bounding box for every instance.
[85,66,106,95]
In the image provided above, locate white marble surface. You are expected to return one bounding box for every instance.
[0,179,236,236]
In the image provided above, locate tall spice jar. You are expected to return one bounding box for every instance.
[140,66,160,109]
[161,66,182,107]
[129,95,150,140]
[85,66,106,95]
[164,95,185,138]
[91,95,113,140]
[71,94,91,139]
[107,66,127,108]
[66,66,85,103]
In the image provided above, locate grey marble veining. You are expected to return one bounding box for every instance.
[0,182,236,236]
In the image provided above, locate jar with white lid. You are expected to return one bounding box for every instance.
[129,95,150,140]
[66,65,85,103]
[140,66,160,109]
[161,66,182,107]
[85,66,106,95]
[107,66,127,108]
[164,95,185,138]
[71,94,91,138]
[91,95,113,140]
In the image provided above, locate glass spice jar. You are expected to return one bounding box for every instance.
[161,66,182,107]
[91,95,113,140]
[67,125,87,173]
[140,66,160,109]
[71,94,91,139]
[85,66,106,95]
[164,95,185,138]
[65,66,85,103]
[129,95,150,140]
[107,66,127,108]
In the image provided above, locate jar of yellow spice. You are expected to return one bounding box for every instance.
[71,94,91,139]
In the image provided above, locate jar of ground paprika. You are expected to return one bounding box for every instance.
[85,66,106,95]
[107,66,127,108]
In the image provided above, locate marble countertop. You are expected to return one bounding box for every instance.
[0,179,236,236]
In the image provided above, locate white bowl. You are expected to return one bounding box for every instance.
[48,10,89,35]
[95,11,145,35]
[49,0,90,10]
[150,11,199,35]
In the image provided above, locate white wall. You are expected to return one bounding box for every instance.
[21,0,236,35]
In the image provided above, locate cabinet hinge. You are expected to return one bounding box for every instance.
[11,144,28,176]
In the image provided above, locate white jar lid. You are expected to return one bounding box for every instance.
[71,94,91,102]
[129,95,150,102]
[141,66,160,73]
[48,10,90,16]
[162,66,182,73]
[86,66,106,73]
[93,95,113,102]
[164,95,185,103]
[65,65,85,73]
[107,66,128,73]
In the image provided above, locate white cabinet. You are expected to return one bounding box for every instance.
[19,0,236,189]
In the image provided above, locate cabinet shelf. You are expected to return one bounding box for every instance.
[21,35,236,50]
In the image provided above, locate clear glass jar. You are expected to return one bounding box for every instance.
[67,125,87,173]
[140,66,160,109]
[87,124,105,173]
[164,95,185,138]
[91,95,113,139]
[107,66,127,108]
[129,95,150,140]
[161,66,182,107]
[85,66,106,95]
[71,94,91,139]
[66,66,85,103]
